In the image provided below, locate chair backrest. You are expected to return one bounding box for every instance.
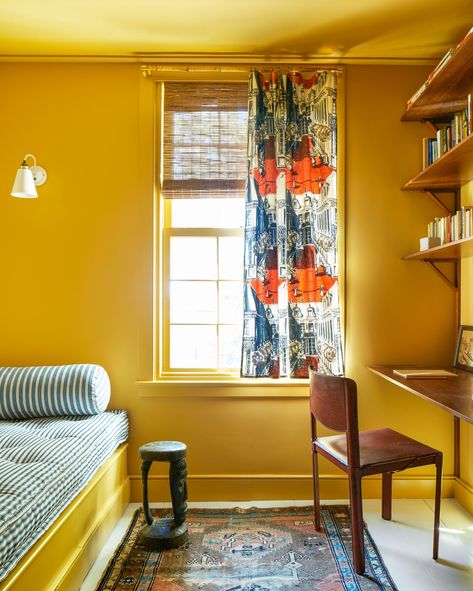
[309,370,361,467]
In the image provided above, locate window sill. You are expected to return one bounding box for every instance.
[136,378,310,398]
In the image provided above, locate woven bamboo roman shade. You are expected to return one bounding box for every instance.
[162,83,248,199]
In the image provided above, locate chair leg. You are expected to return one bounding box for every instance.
[382,472,393,520]
[312,446,321,531]
[349,472,365,575]
[433,454,443,560]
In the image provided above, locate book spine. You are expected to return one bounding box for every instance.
[455,212,460,241]
[422,138,429,169]
[429,139,434,164]
[468,94,472,136]
[463,105,469,139]
[455,26,473,50]
[453,113,460,145]
[436,129,442,159]
[407,81,428,108]
[426,208,473,245]
[421,99,472,168]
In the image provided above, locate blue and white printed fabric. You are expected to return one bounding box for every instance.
[0,364,111,419]
[0,410,128,581]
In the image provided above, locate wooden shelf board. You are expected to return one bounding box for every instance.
[403,236,473,260]
[402,30,473,121]
[367,365,473,425]
[402,132,473,190]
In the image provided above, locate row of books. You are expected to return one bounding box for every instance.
[407,27,473,108]
[427,206,473,245]
[422,95,472,167]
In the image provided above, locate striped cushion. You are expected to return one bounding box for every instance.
[0,364,111,418]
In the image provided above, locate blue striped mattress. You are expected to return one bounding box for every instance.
[0,410,128,582]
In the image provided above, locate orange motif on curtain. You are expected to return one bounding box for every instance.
[250,136,334,197]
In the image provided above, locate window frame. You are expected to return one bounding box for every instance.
[143,68,345,385]
[162,203,244,377]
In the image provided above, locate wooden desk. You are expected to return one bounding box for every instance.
[367,365,473,476]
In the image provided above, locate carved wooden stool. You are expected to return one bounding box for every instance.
[139,440,188,549]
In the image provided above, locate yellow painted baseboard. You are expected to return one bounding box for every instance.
[57,479,130,591]
[454,477,473,515]
[0,444,129,591]
[129,472,455,503]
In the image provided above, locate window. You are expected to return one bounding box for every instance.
[160,82,248,376]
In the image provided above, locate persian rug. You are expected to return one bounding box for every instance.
[95,506,398,591]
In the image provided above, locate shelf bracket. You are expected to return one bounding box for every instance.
[422,120,439,133]
[422,190,455,215]
[424,260,458,291]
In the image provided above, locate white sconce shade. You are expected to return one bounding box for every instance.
[10,154,47,199]
[11,164,37,198]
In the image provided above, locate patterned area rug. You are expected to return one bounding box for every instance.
[95,506,398,591]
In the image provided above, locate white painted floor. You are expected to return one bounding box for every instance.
[80,499,473,591]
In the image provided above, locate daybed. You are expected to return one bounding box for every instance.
[0,364,129,591]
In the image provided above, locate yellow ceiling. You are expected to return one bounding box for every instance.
[0,0,471,61]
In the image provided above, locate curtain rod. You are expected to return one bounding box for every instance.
[141,64,344,77]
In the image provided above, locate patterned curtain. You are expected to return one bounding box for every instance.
[241,70,343,378]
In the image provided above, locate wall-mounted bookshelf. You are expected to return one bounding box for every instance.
[402,236,473,261]
[396,30,473,481]
[402,31,473,122]
[402,27,473,263]
[401,27,473,330]
[402,133,473,191]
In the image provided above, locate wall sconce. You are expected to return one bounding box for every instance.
[11,154,47,199]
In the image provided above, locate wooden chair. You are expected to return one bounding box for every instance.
[310,371,443,575]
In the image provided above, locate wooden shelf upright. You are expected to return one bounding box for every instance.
[396,28,473,478]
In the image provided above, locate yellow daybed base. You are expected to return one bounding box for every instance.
[0,443,129,591]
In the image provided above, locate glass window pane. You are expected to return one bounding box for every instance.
[219,236,244,280]
[171,198,245,228]
[217,199,245,228]
[170,325,217,368]
[172,200,219,228]
[219,281,243,324]
[219,325,242,369]
[170,281,217,323]
[170,237,217,280]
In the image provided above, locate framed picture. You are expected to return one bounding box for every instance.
[454,325,473,372]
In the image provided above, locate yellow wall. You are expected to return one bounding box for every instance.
[0,62,459,503]
[345,65,455,500]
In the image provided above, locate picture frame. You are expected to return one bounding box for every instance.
[454,325,473,372]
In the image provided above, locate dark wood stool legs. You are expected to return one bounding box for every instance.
[169,457,188,527]
[139,441,189,549]
[141,459,153,526]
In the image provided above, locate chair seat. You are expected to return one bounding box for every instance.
[316,427,440,468]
